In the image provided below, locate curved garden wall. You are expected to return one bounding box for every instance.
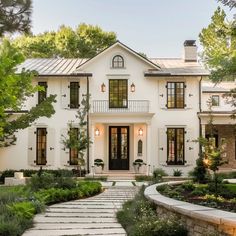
[144,181,236,236]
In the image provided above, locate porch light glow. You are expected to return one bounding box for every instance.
[138,128,143,136]
[95,128,100,136]
[101,83,106,92]
[131,83,135,92]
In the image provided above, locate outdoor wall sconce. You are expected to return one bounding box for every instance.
[101,83,106,92]
[95,128,100,136]
[138,128,143,136]
[130,83,135,92]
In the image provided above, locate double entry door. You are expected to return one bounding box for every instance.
[109,126,129,170]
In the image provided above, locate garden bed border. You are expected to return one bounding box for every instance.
[144,181,236,236]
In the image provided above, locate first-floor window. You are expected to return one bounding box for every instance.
[36,128,47,165]
[167,128,184,165]
[69,128,79,165]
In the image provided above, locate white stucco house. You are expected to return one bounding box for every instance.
[0,40,235,176]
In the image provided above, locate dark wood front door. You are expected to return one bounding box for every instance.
[109,126,129,170]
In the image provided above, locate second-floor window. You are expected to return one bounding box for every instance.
[167,128,185,165]
[70,82,79,109]
[112,55,124,68]
[211,95,220,106]
[167,82,185,108]
[38,82,47,104]
[109,79,128,108]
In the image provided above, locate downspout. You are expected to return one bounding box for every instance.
[198,76,203,154]
[86,76,90,173]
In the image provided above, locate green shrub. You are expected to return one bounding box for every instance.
[173,169,182,177]
[133,216,188,236]
[135,175,153,182]
[117,187,187,236]
[8,201,36,219]
[191,157,208,183]
[191,188,206,196]
[153,168,168,178]
[182,181,195,191]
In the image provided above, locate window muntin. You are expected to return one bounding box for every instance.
[167,128,184,165]
[109,79,128,108]
[212,95,220,106]
[69,128,79,165]
[38,82,47,104]
[70,82,79,109]
[167,82,185,108]
[36,128,47,165]
[112,55,124,68]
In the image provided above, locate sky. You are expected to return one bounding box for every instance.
[32,0,235,58]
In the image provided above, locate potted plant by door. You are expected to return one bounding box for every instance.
[94,159,104,174]
[133,159,146,173]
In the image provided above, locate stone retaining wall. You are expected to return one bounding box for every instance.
[144,181,236,236]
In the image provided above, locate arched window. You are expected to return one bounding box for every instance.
[138,139,143,156]
[112,55,124,68]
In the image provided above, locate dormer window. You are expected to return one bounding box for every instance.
[112,55,124,68]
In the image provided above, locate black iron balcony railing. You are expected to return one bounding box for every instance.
[92,100,150,113]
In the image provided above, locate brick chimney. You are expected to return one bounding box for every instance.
[183,40,197,62]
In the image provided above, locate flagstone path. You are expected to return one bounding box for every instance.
[23,183,139,236]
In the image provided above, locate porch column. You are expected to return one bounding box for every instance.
[146,122,151,175]
[202,124,206,138]
[90,123,95,175]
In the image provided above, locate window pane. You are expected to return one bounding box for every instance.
[212,95,219,106]
[70,128,79,165]
[167,82,185,108]
[109,79,128,108]
[112,55,124,68]
[70,82,79,109]
[36,128,47,165]
[167,128,184,165]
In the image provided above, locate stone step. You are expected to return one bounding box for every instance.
[46,208,117,213]
[23,228,126,236]
[45,212,115,218]
[34,222,123,230]
[50,204,122,209]
[34,216,118,223]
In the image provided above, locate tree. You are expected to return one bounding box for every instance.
[13,24,117,58]
[0,0,32,37]
[218,0,236,9]
[0,39,56,147]
[61,95,91,175]
[199,7,236,82]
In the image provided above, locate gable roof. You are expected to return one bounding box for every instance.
[74,40,161,72]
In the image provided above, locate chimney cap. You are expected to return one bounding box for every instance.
[184,40,196,47]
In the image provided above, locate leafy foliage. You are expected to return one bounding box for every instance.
[199,7,236,82]
[13,24,117,58]
[218,0,236,9]
[0,39,56,147]
[0,0,32,37]
[117,187,188,236]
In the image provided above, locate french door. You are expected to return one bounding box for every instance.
[109,126,129,170]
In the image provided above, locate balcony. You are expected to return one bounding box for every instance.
[92,100,150,113]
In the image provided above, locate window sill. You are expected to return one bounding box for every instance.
[161,108,192,111]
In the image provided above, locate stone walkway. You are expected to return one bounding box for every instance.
[23,185,139,236]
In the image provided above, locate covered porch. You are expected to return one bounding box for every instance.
[89,113,154,176]
[199,112,236,170]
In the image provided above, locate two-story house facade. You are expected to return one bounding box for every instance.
[0,41,210,175]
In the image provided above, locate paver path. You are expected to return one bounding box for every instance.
[23,186,139,236]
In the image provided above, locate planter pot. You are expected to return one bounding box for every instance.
[94,166,103,174]
[134,165,146,174]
